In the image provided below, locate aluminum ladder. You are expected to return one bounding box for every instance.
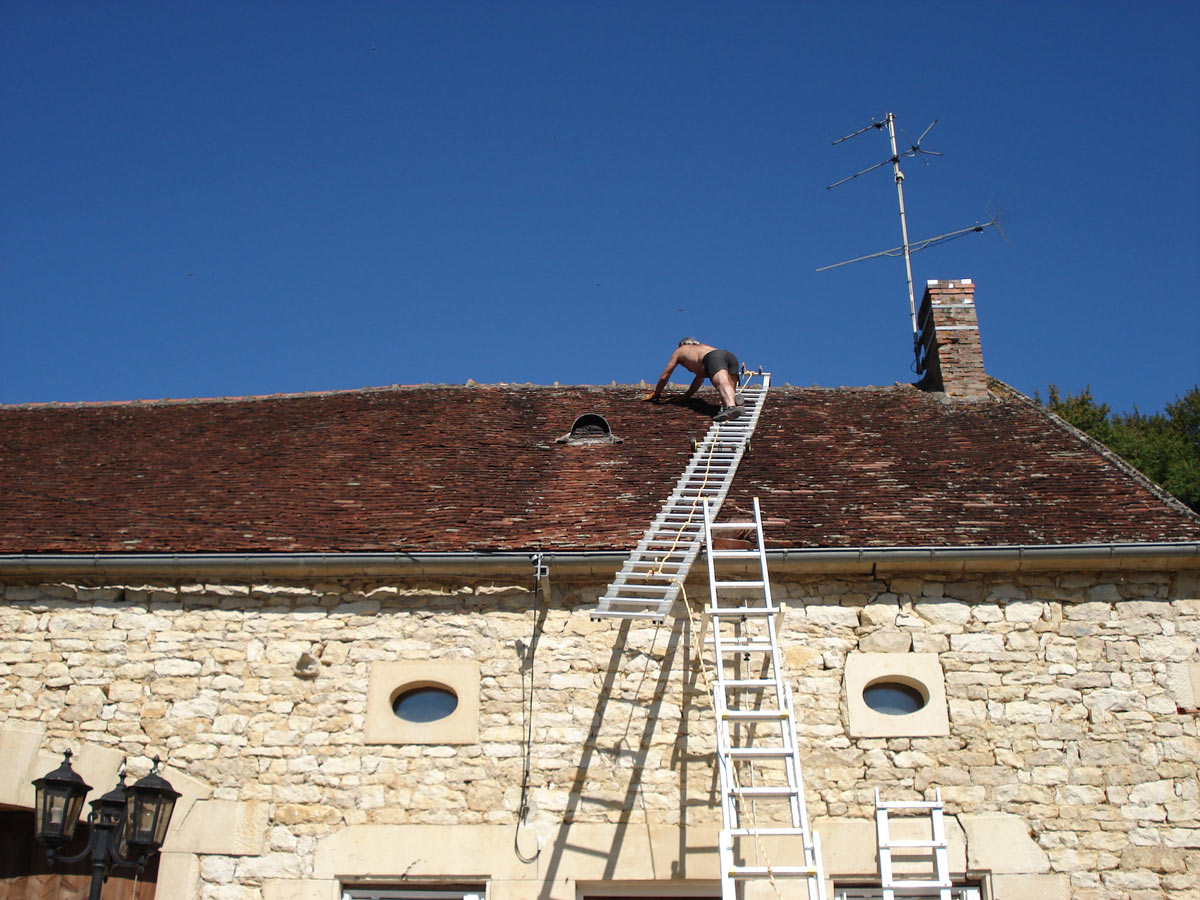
[705,497,827,900]
[874,789,952,899]
[592,370,770,622]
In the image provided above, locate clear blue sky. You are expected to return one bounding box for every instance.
[3,2,1197,414]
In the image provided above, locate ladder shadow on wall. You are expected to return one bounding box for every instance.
[536,614,715,900]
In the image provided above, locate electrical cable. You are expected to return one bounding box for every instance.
[513,556,542,862]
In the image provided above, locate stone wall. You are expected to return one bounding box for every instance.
[1,568,1198,899]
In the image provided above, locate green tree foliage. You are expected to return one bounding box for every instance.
[1038,385,1200,513]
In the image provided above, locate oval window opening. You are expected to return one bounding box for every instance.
[863,681,926,716]
[393,686,458,723]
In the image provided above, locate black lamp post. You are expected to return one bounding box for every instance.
[32,750,180,900]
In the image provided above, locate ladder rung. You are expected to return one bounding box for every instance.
[711,580,766,589]
[723,678,776,688]
[709,606,777,616]
[728,746,792,759]
[724,827,809,837]
[729,786,799,797]
[881,839,947,849]
[877,800,945,809]
[879,881,953,890]
[726,866,820,879]
[708,521,757,531]
[721,708,787,721]
[715,642,773,652]
[590,611,666,621]
[708,549,761,558]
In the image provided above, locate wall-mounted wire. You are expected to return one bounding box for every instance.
[514,553,546,862]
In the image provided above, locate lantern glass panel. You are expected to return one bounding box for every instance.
[124,790,177,850]
[124,792,155,847]
[152,796,176,845]
[33,772,88,845]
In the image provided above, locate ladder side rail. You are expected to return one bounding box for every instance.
[752,496,793,756]
[749,496,803,837]
[712,685,741,831]
[931,803,952,899]
[716,831,737,900]
[704,498,740,832]
[876,788,896,900]
[809,830,827,900]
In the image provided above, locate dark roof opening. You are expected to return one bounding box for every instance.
[556,413,623,445]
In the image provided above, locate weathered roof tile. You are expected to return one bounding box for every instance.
[1,382,1197,553]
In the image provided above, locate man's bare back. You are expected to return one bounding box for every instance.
[669,342,719,377]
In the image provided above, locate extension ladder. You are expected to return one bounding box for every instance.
[706,497,827,900]
[874,789,952,899]
[592,370,770,622]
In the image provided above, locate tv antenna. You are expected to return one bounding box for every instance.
[819,113,1003,362]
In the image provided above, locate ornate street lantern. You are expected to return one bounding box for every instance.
[32,749,180,900]
[122,757,181,855]
[32,749,91,849]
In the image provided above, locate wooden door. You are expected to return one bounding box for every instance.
[0,810,157,900]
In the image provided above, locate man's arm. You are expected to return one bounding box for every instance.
[651,351,682,399]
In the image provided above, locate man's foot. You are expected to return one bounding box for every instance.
[713,405,743,422]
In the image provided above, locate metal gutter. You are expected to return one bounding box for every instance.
[0,541,1197,579]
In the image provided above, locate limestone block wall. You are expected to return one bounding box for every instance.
[0,568,1197,900]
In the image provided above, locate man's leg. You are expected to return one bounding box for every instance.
[710,370,738,409]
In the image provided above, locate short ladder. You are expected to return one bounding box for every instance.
[707,497,826,900]
[592,370,770,622]
[874,789,952,899]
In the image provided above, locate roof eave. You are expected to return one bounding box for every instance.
[1,541,1197,580]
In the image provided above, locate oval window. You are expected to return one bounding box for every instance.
[863,681,926,716]
[392,685,458,722]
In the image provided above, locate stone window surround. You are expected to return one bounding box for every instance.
[364,659,480,745]
[342,886,486,900]
[843,652,949,738]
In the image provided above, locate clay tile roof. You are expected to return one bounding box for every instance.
[1,382,1198,554]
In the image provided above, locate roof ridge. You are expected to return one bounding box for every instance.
[0,381,913,410]
[0,382,542,410]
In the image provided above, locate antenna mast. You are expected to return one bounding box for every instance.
[822,113,999,364]
[883,114,918,346]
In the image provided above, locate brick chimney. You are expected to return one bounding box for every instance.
[916,279,988,400]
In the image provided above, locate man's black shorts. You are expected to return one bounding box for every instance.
[702,349,739,380]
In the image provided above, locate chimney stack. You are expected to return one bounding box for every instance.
[916,279,988,400]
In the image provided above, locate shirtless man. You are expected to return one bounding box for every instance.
[648,338,743,420]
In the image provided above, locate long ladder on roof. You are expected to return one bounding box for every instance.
[875,789,952,899]
[592,370,770,622]
[706,497,827,900]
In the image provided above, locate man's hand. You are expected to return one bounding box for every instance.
[641,393,660,402]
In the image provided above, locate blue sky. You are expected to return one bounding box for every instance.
[3,2,1197,414]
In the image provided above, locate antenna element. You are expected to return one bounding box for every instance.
[821,113,999,364]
